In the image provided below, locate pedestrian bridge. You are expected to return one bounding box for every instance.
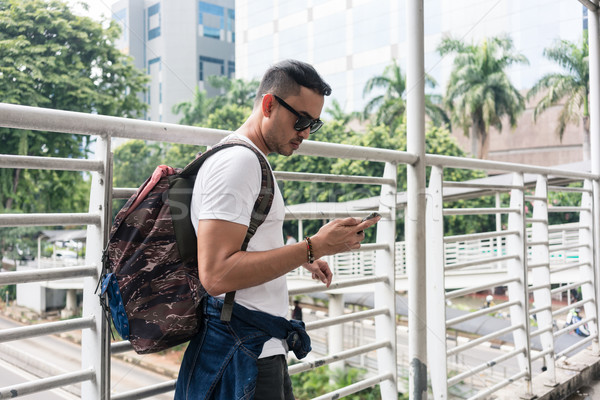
[1,101,600,400]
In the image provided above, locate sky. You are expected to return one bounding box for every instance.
[65,0,118,22]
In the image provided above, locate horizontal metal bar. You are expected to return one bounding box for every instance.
[288,275,388,296]
[548,224,582,232]
[549,243,588,253]
[0,103,415,164]
[526,218,547,224]
[284,210,391,221]
[548,206,589,213]
[445,254,518,272]
[443,207,520,216]
[0,316,95,343]
[524,195,547,202]
[527,261,549,269]
[447,324,523,356]
[113,188,136,199]
[550,261,590,274]
[111,340,134,354]
[528,240,549,247]
[426,153,599,180]
[550,281,590,295]
[447,347,524,387]
[528,304,552,315]
[273,171,395,186]
[530,347,553,362]
[0,154,104,173]
[442,181,522,190]
[0,368,95,399]
[446,278,519,300]
[552,299,592,317]
[444,229,519,243]
[467,371,528,400]
[553,316,595,338]
[288,340,390,374]
[297,140,417,164]
[555,335,595,359]
[578,0,598,13]
[529,325,553,339]
[528,283,551,292]
[111,380,177,400]
[446,300,519,326]
[0,213,100,227]
[358,243,391,252]
[305,308,389,331]
[548,185,591,193]
[0,266,97,285]
[311,372,395,400]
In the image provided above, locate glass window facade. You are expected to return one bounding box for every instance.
[313,13,345,63]
[199,1,226,40]
[199,56,225,80]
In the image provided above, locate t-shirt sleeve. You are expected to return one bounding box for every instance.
[191,146,262,227]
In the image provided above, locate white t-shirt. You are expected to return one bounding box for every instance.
[190,134,288,358]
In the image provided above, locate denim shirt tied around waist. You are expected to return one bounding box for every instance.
[174,296,311,400]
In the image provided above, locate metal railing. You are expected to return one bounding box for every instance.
[0,102,403,399]
[1,102,600,399]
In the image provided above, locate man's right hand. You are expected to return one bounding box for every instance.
[310,216,381,259]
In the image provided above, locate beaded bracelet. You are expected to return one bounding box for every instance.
[304,236,315,264]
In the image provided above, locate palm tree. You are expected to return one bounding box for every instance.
[362,60,450,133]
[438,35,529,158]
[207,75,259,109]
[325,99,361,125]
[172,86,210,126]
[527,35,590,160]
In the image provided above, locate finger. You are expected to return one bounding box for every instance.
[356,215,381,232]
[337,217,361,226]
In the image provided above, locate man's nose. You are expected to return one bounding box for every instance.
[298,128,310,140]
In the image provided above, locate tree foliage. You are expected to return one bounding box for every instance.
[0,0,148,213]
[527,34,590,160]
[438,35,528,159]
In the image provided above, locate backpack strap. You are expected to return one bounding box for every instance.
[220,140,274,321]
[173,139,275,322]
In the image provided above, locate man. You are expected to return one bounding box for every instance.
[175,59,380,400]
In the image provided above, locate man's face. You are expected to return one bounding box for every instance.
[263,86,325,156]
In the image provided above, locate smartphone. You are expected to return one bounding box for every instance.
[358,212,381,234]
[361,212,381,222]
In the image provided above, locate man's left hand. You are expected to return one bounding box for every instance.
[302,259,333,287]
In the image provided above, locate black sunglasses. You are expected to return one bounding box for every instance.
[272,94,324,134]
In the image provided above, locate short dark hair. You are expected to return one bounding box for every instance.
[254,59,331,107]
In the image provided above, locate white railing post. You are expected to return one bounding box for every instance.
[328,293,345,373]
[587,5,600,353]
[506,172,533,394]
[406,0,427,396]
[375,161,398,398]
[580,179,599,346]
[426,165,448,399]
[530,175,556,384]
[80,134,111,400]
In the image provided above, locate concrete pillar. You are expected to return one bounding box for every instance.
[328,293,345,373]
[62,289,78,318]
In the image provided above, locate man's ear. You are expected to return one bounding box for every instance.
[262,94,273,116]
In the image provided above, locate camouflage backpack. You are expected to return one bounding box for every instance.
[100,140,274,354]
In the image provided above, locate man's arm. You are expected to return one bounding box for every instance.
[197,216,380,296]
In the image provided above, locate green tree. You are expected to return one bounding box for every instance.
[324,98,361,125]
[205,103,252,131]
[0,0,148,212]
[172,86,211,126]
[526,35,590,160]
[206,75,259,109]
[362,60,449,132]
[438,35,529,159]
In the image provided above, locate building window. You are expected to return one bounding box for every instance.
[227,61,235,78]
[199,1,224,40]
[583,6,588,31]
[148,3,161,40]
[227,8,235,43]
[199,56,224,81]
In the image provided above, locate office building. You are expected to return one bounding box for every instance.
[112,0,235,123]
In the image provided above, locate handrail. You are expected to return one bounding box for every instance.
[0,369,95,399]
[0,317,95,343]
[0,266,97,285]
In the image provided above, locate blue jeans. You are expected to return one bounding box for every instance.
[174,296,310,400]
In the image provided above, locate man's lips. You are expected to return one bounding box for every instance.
[291,140,302,150]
